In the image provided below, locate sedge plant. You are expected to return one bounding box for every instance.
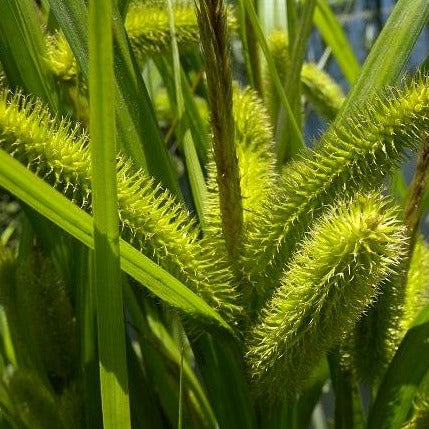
[0,0,428,428]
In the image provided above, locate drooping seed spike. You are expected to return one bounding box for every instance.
[246,191,407,401]
[242,75,429,308]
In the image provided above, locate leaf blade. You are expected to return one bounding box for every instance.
[0,150,231,332]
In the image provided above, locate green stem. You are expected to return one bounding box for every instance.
[242,0,305,161]
[328,350,354,429]
[286,0,298,53]
[196,0,243,260]
[245,0,263,95]
[276,0,317,163]
[404,139,429,252]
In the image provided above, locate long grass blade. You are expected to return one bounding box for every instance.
[313,0,360,85]
[336,0,429,121]
[166,0,207,226]
[241,0,305,161]
[276,0,317,162]
[0,150,231,332]
[124,284,218,428]
[88,0,131,426]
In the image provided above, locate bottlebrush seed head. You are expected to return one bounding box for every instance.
[246,191,407,401]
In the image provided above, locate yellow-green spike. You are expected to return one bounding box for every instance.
[246,192,407,401]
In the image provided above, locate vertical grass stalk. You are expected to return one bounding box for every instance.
[242,0,305,161]
[166,0,207,227]
[88,0,131,427]
[404,140,429,251]
[276,0,317,162]
[196,0,243,259]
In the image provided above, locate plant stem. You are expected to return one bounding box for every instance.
[404,139,429,252]
[166,0,207,228]
[242,0,305,161]
[276,0,317,163]
[286,0,298,53]
[245,0,263,95]
[196,0,243,259]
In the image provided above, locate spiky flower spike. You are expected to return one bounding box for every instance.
[266,31,345,123]
[242,76,429,307]
[246,192,407,401]
[46,2,236,83]
[0,90,240,321]
[15,255,77,387]
[353,236,429,383]
[45,33,78,84]
[300,62,345,121]
[205,86,277,232]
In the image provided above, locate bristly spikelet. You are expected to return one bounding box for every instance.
[232,88,278,223]
[242,76,429,306]
[350,270,406,384]
[3,367,65,429]
[265,31,345,123]
[301,62,345,121]
[0,90,240,321]
[46,2,236,82]
[205,86,277,233]
[45,33,77,84]
[402,237,429,330]
[15,255,77,387]
[127,1,200,60]
[245,192,407,401]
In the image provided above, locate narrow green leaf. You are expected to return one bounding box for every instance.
[367,304,429,429]
[313,0,360,85]
[111,4,179,194]
[295,359,329,429]
[192,333,256,429]
[88,0,130,426]
[0,150,232,332]
[236,1,256,89]
[183,130,208,229]
[286,0,298,52]
[241,0,305,161]
[77,250,103,428]
[166,0,207,225]
[276,0,317,162]
[124,284,218,428]
[236,0,263,94]
[155,58,209,163]
[337,0,429,122]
